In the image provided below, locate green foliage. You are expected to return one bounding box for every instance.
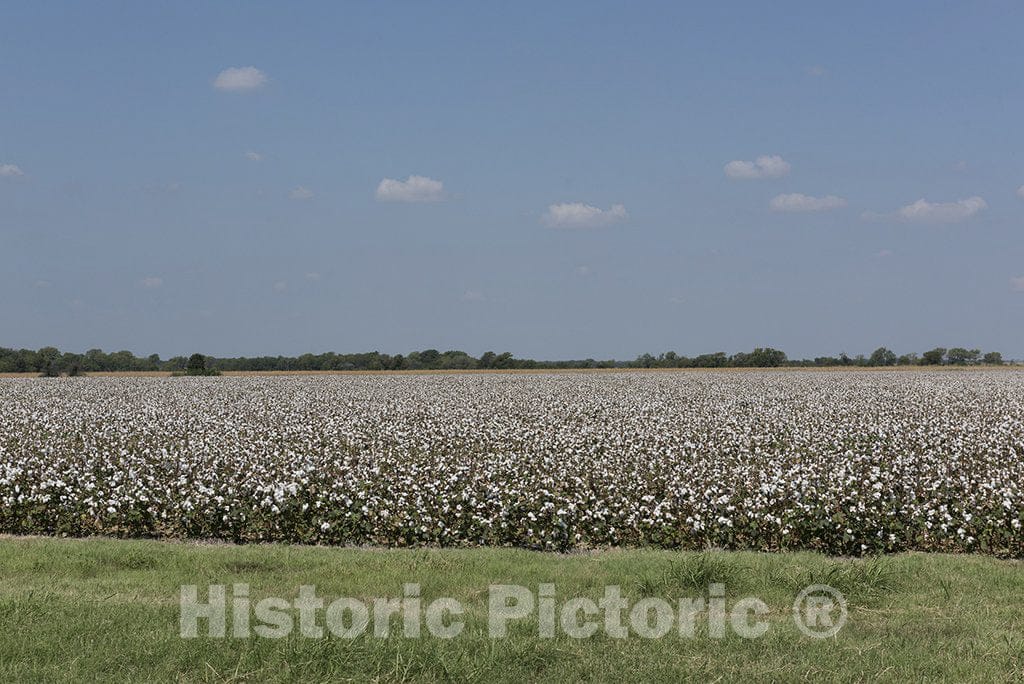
[0,344,1013,374]
[869,347,898,366]
[946,347,981,365]
[36,347,61,377]
[186,353,206,374]
[182,353,221,376]
[729,347,788,367]
[38,364,60,378]
[636,552,746,595]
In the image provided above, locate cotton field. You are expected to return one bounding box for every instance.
[1,371,1022,556]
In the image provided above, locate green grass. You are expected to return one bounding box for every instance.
[0,537,1022,682]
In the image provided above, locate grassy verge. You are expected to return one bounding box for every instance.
[1,537,1021,681]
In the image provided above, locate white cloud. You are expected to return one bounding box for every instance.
[0,164,24,177]
[33,279,51,288]
[806,65,827,77]
[1016,185,1024,199]
[574,265,591,277]
[273,281,288,292]
[724,155,791,179]
[461,289,485,302]
[375,175,446,203]
[213,66,267,92]
[289,186,313,200]
[1012,276,1024,292]
[305,272,321,281]
[769,193,847,212]
[543,202,628,229]
[140,276,163,289]
[876,249,894,258]
[896,196,987,223]
[245,151,263,162]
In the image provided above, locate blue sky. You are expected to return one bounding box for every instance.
[3,2,1023,360]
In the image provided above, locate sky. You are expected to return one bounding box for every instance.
[2,2,1023,360]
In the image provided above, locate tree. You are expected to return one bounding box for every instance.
[492,352,515,369]
[946,348,980,365]
[983,351,1003,365]
[636,353,656,369]
[869,347,898,366]
[750,347,787,367]
[186,353,207,375]
[418,349,441,367]
[109,350,137,371]
[694,352,728,368]
[61,353,84,376]
[921,348,947,365]
[83,348,107,372]
[36,347,61,376]
[182,353,221,376]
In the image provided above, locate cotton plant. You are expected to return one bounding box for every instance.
[0,371,1021,556]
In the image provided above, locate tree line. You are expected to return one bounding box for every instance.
[0,345,1008,376]
[631,347,1003,368]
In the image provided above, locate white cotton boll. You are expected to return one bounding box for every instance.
[1,370,1022,554]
